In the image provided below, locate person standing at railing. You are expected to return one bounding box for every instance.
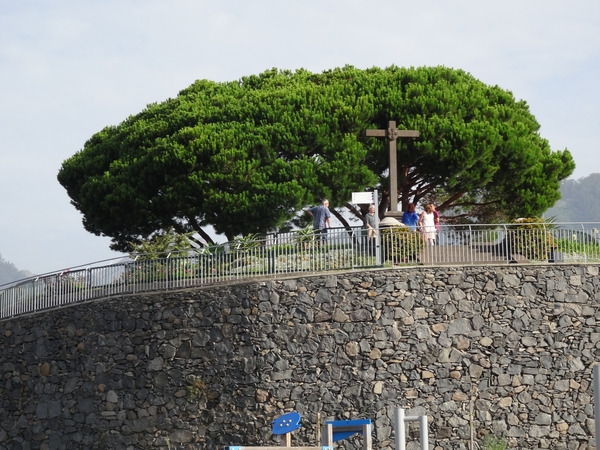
[365,204,379,240]
[364,204,379,254]
[309,199,332,241]
[431,204,440,232]
[431,203,441,244]
[419,204,437,246]
[401,203,419,231]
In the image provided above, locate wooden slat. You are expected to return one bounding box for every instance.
[365,129,386,136]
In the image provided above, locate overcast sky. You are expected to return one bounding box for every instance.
[1,0,599,275]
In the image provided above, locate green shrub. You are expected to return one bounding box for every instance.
[555,231,600,253]
[380,226,424,263]
[508,218,554,261]
[232,233,263,251]
[186,375,207,401]
[294,226,319,249]
[480,434,508,450]
[129,227,194,260]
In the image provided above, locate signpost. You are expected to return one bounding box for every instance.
[225,411,332,450]
[351,192,374,204]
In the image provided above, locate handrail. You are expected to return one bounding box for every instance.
[1,222,599,320]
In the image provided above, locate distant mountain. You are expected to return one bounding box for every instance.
[0,254,33,286]
[544,173,600,223]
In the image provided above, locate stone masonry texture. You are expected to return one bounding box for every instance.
[0,264,600,450]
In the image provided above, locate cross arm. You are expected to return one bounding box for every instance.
[396,130,420,138]
[365,130,386,137]
[365,130,420,138]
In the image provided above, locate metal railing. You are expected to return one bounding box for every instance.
[1,222,599,320]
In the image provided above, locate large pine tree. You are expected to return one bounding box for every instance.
[58,66,574,251]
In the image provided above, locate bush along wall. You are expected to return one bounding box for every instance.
[0,264,599,450]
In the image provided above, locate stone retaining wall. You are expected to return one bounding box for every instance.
[1,264,599,450]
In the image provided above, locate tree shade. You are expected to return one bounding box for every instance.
[57,66,575,251]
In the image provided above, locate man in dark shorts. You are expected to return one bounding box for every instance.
[309,199,332,240]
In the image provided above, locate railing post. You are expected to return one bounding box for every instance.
[469,225,473,265]
[372,189,382,266]
[419,415,428,450]
[395,407,405,450]
[394,408,429,450]
[269,233,276,275]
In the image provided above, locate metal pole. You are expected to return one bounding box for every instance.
[594,365,600,447]
[419,415,428,450]
[395,407,405,450]
[374,190,381,266]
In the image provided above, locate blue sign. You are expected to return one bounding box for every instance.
[325,418,371,442]
[272,411,302,435]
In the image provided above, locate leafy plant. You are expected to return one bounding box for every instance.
[197,244,226,256]
[552,228,600,261]
[380,226,424,263]
[129,227,195,260]
[186,376,207,401]
[294,226,319,249]
[480,434,508,450]
[508,217,554,261]
[232,233,263,252]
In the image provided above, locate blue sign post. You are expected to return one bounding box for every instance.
[272,411,301,446]
[321,419,372,450]
[225,411,333,450]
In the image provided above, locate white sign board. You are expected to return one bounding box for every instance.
[352,192,374,204]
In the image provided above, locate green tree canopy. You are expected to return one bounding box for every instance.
[57,65,574,251]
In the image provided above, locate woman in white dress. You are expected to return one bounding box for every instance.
[419,204,437,246]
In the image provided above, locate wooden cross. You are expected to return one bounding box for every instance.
[365,120,419,216]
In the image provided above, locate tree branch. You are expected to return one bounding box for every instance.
[439,192,467,210]
[331,208,354,236]
[186,217,215,246]
[451,199,501,208]
[194,228,216,246]
[345,202,364,220]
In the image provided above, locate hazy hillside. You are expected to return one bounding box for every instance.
[0,254,33,286]
[544,173,600,223]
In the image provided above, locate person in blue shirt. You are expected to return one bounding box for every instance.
[401,203,419,230]
[309,199,332,240]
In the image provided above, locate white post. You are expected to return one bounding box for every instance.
[594,365,600,447]
[321,423,333,447]
[395,407,405,450]
[419,415,428,450]
[394,407,429,450]
[374,189,381,266]
[363,422,373,450]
